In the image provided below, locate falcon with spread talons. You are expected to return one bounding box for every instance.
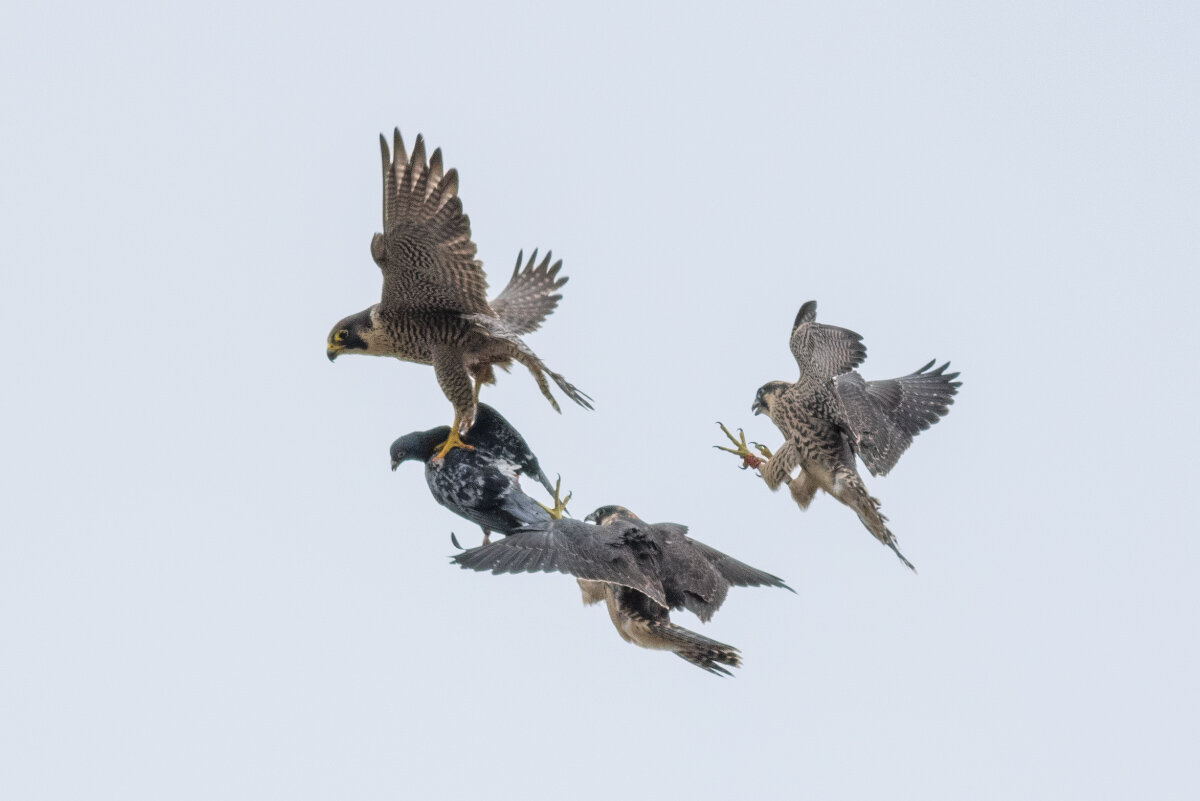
[327,129,593,459]
[722,300,961,571]
[714,422,770,471]
[452,505,793,675]
[391,403,567,545]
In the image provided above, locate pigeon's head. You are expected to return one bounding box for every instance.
[389,427,450,470]
[752,381,790,417]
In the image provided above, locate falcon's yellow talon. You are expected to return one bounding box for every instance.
[714,422,765,471]
[538,476,572,520]
[432,417,474,461]
[751,442,774,459]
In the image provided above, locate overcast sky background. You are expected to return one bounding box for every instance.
[3,1,1198,798]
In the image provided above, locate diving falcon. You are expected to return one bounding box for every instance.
[718,300,960,571]
[326,129,592,458]
[452,505,792,675]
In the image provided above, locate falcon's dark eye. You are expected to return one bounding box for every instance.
[334,329,348,343]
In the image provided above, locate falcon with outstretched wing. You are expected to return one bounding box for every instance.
[718,300,960,571]
[452,505,792,675]
[327,129,592,458]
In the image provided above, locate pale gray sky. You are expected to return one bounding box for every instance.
[3,1,1198,798]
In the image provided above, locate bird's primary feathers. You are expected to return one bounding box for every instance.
[390,403,556,541]
[452,504,792,675]
[326,129,592,443]
[749,300,960,570]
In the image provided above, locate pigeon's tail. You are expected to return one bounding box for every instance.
[652,621,742,677]
[529,467,556,498]
[499,486,554,529]
[535,465,556,496]
[489,249,568,336]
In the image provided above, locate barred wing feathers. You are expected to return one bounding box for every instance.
[373,129,490,315]
[835,360,961,477]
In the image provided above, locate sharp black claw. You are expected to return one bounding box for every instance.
[450,532,465,551]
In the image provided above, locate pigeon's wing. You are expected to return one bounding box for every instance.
[428,453,547,534]
[469,404,555,495]
[835,360,961,476]
[372,130,491,316]
[489,250,568,336]
[451,518,668,608]
[788,300,867,379]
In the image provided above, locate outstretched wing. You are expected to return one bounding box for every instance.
[835,360,961,477]
[688,540,793,594]
[647,524,791,622]
[647,522,729,622]
[788,300,868,379]
[489,250,568,336]
[451,518,668,608]
[372,129,491,315]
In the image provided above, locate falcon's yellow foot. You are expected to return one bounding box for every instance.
[432,422,475,462]
[714,422,765,471]
[537,475,572,520]
[750,441,774,460]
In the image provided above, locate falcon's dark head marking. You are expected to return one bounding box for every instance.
[752,381,790,416]
[389,427,448,470]
[326,307,382,361]
[585,505,640,526]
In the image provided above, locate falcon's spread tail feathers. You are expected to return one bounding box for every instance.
[631,617,742,676]
[836,360,961,477]
[468,315,594,411]
[831,473,916,572]
[490,250,568,336]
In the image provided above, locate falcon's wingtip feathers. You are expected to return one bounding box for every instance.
[410,134,427,170]
[794,299,818,329]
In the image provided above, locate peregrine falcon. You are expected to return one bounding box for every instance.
[390,403,568,544]
[326,129,592,459]
[452,505,792,675]
[719,300,960,571]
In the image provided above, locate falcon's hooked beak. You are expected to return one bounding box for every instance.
[584,510,600,524]
[751,397,767,416]
[390,457,400,471]
[327,345,343,362]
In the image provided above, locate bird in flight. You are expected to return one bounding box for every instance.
[390,403,570,545]
[718,300,960,570]
[452,505,792,675]
[327,129,592,459]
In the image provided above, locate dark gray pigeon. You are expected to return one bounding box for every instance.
[390,403,563,544]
